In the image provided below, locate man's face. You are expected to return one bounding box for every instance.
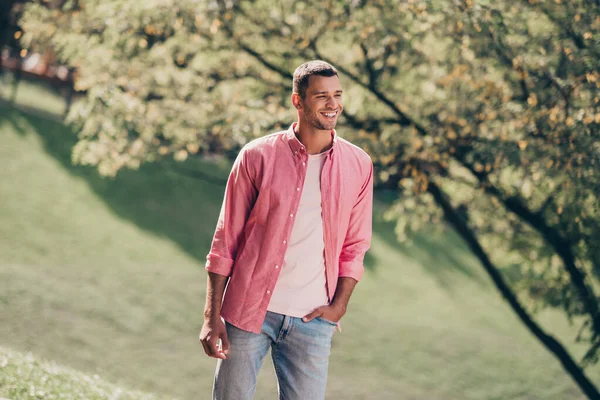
[296,75,343,131]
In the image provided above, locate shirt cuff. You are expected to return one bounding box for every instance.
[339,260,364,282]
[205,253,234,277]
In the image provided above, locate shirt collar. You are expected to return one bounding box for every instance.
[284,122,337,155]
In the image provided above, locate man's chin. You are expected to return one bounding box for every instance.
[307,117,338,131]
[319,120,338,130]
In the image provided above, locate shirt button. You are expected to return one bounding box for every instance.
[283,240,287,244]
[275,265,280,269]
[267,290,271,294]
[290,214,294,218]
[296,187,300,191]
[302,162,306,166]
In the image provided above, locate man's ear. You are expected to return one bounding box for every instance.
[291,93,302,110]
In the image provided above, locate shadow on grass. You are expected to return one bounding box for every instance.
[1,104,227,263]
[367,190,487,288]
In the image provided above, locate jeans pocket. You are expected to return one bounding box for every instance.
[316,316,338,327]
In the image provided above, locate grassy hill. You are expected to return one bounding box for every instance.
[1,82,599,399]
[0,346,166,400]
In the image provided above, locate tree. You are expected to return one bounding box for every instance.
[19,0,600,397]
[0,1,23,63]
[1,0,28,101]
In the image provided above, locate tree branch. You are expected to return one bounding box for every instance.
[360,42,378,89]
[237,41,292,80]
[310,46,428,135]
[427,179,600,399]
[454,150,600,344]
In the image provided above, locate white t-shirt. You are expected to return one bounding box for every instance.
[267,152,329,317]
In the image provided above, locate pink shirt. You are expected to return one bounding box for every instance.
[205,123,373,334]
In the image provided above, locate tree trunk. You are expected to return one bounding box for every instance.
[427,180,600,400]
[10,54,22,103]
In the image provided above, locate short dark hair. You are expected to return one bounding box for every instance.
[293,60,338,99]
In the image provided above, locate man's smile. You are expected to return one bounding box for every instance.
[320,110,339,120]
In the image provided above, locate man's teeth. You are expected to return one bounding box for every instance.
[322,112,337,117]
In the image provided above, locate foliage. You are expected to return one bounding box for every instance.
[18,0,600,370]
[0,1,23,57]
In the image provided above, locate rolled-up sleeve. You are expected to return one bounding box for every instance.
[339,160,373,281]
[205,147,257,276]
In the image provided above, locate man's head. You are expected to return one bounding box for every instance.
[292,60,343,132]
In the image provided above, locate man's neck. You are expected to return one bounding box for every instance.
[294,121,333,155]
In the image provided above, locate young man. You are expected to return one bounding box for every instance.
[199,60,373,400]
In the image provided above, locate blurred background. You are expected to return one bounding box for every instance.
[1,0,599,399]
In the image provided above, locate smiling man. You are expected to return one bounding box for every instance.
[199,60,373,400]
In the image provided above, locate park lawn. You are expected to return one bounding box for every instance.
[0,73,69,118]
[0,99,599,399]
[0,346,166,400]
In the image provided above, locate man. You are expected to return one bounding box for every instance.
[199,60,373,400]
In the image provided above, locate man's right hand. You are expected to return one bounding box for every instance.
[199,317,230,359]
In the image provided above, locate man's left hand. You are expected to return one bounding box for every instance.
[302,304,346,323]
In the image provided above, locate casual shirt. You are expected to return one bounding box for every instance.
[267,151,329,318]
[205,122,373,333]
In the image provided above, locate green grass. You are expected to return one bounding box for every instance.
[0,346,166,400]
[0,73,69,117]
[0,97,599,399]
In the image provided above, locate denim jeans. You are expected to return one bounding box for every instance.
[213,311,337,400]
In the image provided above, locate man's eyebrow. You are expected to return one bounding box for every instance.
[313,90,344,95]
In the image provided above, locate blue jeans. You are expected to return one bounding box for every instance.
[213,311,337,400]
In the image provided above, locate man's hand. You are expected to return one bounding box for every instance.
[199,317,230,359]
[302,278,358,324]
[302,304,346,323]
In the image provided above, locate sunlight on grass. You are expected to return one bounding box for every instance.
[0,347,168,400]
[0,73,68,117]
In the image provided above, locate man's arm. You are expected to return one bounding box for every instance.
[338,161,374,282]
[199,272,230,359]
[200,147,257,358]
[204,147,258,277]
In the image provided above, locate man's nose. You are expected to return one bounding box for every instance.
[326,96,336,108]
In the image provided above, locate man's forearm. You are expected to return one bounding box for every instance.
[204,272,229,320]
[330,277,358,313]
